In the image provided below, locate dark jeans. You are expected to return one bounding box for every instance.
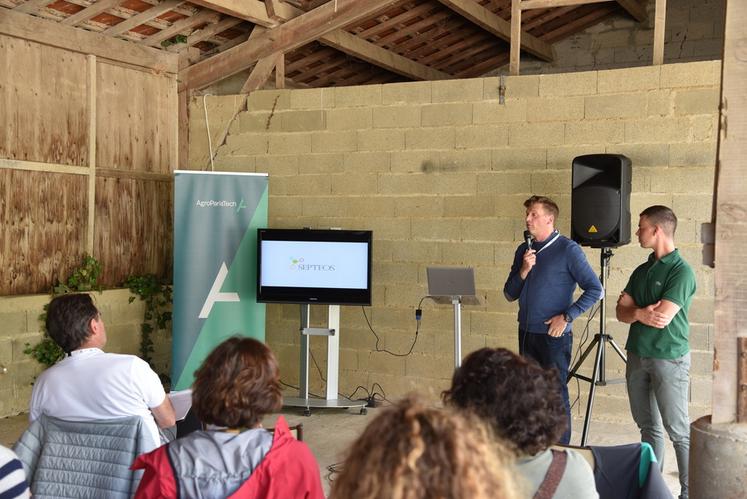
[519,329,572,444]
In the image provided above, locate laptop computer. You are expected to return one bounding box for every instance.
[426,267,481,305]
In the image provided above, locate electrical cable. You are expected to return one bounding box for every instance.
[202,94,214,171]
[360,296,426,357]
[309,349,327,383]
[279,379,324,399]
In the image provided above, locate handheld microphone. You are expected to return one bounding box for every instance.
[524,230,533,250]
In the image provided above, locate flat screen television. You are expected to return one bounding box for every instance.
[257,228,373,305]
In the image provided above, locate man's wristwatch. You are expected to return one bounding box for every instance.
[563,312,572,323]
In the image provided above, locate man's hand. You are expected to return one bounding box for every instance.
[634,301,669,328]
[544,314,568,337]
[519,249,536,280]
[616,292,681,329]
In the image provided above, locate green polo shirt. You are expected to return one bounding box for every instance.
[624,249,696,359]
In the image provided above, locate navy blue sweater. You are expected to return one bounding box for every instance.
[503,232,603,334]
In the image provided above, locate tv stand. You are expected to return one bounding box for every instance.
[282,304,368,416]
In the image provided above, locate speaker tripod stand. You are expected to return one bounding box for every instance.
[567,247,627,446]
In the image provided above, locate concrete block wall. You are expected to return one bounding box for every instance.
[189,60,719,421]
[505,0,725,76]
[0,290,171,418]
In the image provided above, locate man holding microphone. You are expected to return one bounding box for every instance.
[504,195,603,444]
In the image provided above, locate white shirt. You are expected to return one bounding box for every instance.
[29,348,166,448]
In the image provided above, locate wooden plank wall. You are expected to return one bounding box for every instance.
[97,62,176,173]
[0,24,178,295]
[0,34,89,166]
[0,169,88,294]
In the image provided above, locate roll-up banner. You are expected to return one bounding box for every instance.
[172,171,268,390]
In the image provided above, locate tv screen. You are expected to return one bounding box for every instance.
[257,228,373,305]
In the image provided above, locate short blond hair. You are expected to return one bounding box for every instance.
[524,195,559,221]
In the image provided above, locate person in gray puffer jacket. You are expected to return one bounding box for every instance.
[132,337,324,499]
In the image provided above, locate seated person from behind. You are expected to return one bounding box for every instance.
[330,394,520,499]
[0,444,30,499]
[29,293,175,449]
[132,337,324,499]
[443,347,599,499]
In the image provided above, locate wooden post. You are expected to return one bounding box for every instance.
[86,54,97,257]
[510,0,521,75]
[275,53,285,89]
[739,338,747,423]
[178,50,195,170]
[713,0,747,424]
[652,0,666,65]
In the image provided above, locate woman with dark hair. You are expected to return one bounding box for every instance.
[443,347,598,499]
[330,394,520,499]
[132,337,324,499]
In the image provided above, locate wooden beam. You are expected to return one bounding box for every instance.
[61,0,123,26]
[177,50,195,169]
[522,5,576,31]
[181,0,401,90]
[141,10,219,47]
[96,168,172,181]
[739,337,747,423]
[185,17,243,46]
[264,0,282,22]
[0,158,89,175]
[510,0,521,74]
[188,0,453,82]
[375,11,453,50]
[104,0,185,36]
[320,30,452,81]
[86,54,97,257]
[356,3,437,39]
[275,54,285,89]
[652,0,666,65]
[713,0,746,425]
[188,0,294,26]
[616,0,646,22]
[0,8,178,73]
[520,0,612,9]
[437,0,553,62]
[241,54,281,93]
[14,0,52,13]
[541,4,613,41]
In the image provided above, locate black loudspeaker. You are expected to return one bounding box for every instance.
[571,154,632,248]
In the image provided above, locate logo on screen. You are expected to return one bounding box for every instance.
[290,257,335,272]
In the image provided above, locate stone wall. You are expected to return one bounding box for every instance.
[189,60,719,420]
[0,290,172,417]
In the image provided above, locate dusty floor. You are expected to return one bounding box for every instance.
[0,399,682,497]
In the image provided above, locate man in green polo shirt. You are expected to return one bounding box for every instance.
[616,205,696,499]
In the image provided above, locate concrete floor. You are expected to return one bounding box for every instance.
[0,402,682,497]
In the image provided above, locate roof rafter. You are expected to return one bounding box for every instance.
[141,9,219,47]
[61,0,123,26]
[103,0,185,36]
[436,0,553,61]
[182,0,449,88]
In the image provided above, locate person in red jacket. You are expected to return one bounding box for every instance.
[132,337,324,499]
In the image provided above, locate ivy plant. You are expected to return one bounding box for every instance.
[25,254,103,368]
[124,274,172,367]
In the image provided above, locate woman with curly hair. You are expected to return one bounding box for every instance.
[443,347,598,499]
[132,337,324,499]
[330,394,520,499]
